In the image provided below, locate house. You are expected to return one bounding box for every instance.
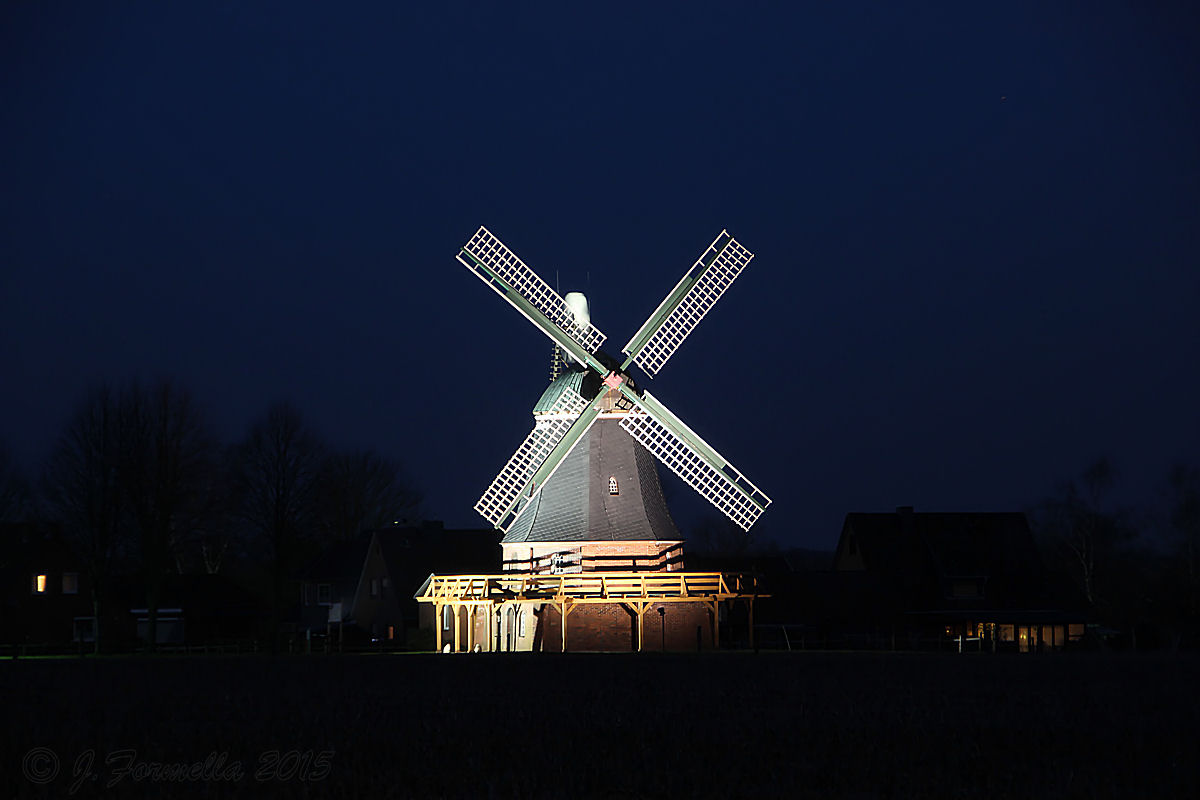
[3,523,267,652]
[1,524,98,650]
[827,506,1087,652]
[297,522,497,649]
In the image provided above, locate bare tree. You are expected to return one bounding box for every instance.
[313,449,422,543]
[194,470,236,575]
[42,385,129,653]
[1033,457,1132,606]
[0,440,32,524]
[1166,463,1200,618]
[689,513,752,557]
[120,380,216,650]
[230,402,325,640]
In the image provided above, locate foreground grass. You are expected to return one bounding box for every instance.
[2,652,1196,799]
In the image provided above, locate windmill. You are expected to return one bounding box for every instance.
[457,226,771,566]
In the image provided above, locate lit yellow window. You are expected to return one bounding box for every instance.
[608,476,619,495]
[34,574,47,594]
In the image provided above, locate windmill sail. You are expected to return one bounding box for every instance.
[458,226,607,366]
[474,386,600,532]
[619,391,771,531]
[621,230,753,377]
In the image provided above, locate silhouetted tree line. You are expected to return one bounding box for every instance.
[3,378,421,652]
[1029,457,1200,650]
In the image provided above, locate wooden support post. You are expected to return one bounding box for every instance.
[713,601,720,650]
[637,603,645,652]
[467,606,475,652]
[453,605,460,653]
[435,603,442,653]
[748,598,755,651]
[560,601,569,653]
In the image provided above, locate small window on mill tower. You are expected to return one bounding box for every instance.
[608,476,619,495]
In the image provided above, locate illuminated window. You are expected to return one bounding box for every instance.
[443,606,452,631]
[518,610,526,638]
[1048,626,1064,648]
[33,574,47,594]
[62,573,79,595]
[608,476,619,495]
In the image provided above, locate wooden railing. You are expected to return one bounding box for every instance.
[501,543,687,575]
[416,571,763,603]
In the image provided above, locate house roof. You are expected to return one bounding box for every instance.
[836,509,1085,618]
[298,535,373,584]
[295,525,500,627]
[373,525,499,599]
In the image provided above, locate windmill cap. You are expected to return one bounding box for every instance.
[563,292,590,329]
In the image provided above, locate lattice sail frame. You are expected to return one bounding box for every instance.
[474,386,591,531]
[458,226,607,357]
[619,393,772,531]
[622,232,754,377]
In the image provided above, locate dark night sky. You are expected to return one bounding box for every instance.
[2,2,1197,549]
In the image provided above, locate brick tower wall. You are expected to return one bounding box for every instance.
[502,540,685,573]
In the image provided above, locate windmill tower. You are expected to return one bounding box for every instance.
[457,227,772,576]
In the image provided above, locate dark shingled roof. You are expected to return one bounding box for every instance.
[502,418,681,544]
[833,509,1086,619]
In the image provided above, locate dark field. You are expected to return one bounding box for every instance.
[3,652,1196,799]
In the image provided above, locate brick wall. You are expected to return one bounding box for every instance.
[534,601,714,652]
